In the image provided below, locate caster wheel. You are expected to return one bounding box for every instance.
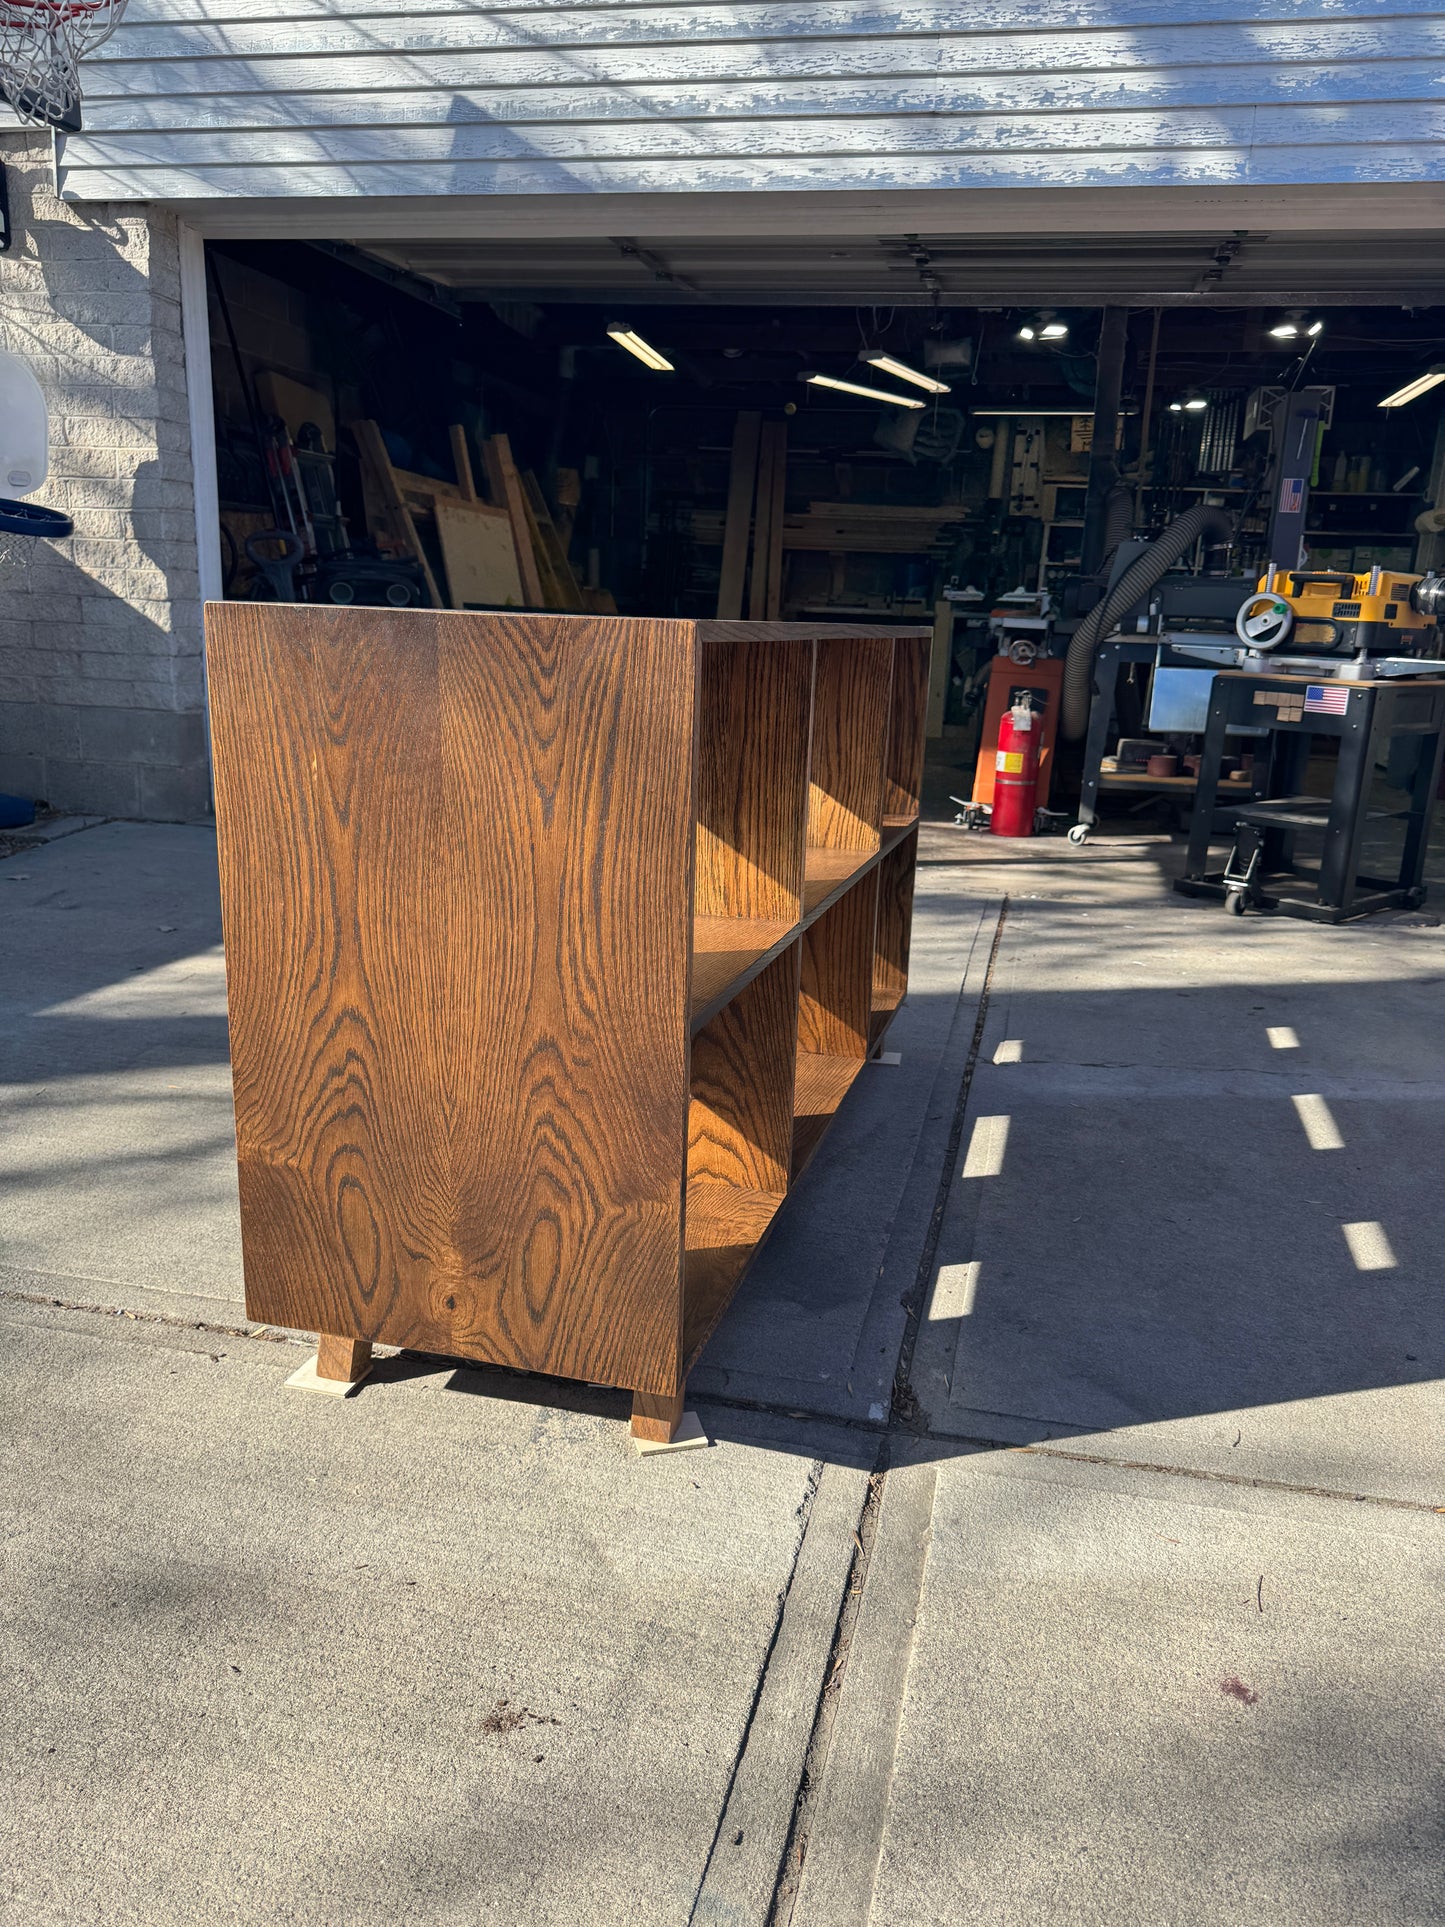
[1067,824,1090,846]
[1225,891,1246,916]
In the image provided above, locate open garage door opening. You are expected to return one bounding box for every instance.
[199,229,1445,836]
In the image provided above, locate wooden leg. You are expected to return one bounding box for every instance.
[631,1386,685,1444]
[316,1335,372,1383]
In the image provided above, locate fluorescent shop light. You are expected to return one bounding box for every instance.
[801,373,925,410]
[860,351,951,395]
[1269,311,1324,340]
[1017,311,1069,342]
[1378,365,1445,409]
[606,325,674,372]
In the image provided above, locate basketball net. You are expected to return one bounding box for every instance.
[0,528,33,572]
[0,0,127,129]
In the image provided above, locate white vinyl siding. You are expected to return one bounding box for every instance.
[50,0,1445,202]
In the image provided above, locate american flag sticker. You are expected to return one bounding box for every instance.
[1278,477,1305,515]
[1304,684,1349,715]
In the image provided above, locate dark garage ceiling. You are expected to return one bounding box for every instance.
[354,228,1445,307]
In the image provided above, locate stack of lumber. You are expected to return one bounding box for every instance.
[353,419,613,614]
[700,495,968,558]
[715,411,788,620]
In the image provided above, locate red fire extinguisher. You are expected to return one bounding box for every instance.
[990,697,1040,837]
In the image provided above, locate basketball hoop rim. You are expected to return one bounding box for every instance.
[0,498,74,539]
[0,0,111,20]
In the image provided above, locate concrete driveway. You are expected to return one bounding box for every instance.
[1,819,1440,1925]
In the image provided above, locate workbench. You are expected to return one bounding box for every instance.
[1176,670,1445,921]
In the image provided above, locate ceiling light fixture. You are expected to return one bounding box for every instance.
[860,350,951,395]
[801,372,925,410]
[1268,310,1324,341]
[1169,391,1209,414]
[1378,364,1445,408]
[605,324,674,371]
[1017,310,1069,343]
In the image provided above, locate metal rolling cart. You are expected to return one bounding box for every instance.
[1176,670,1445,921]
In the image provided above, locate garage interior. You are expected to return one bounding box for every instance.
[201,225,1445,877]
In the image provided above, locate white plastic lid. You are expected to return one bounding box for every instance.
[0,350,50,496]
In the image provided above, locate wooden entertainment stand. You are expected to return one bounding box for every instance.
[207,609,928,1442]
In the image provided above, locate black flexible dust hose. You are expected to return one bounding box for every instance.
[1102,483,1134,558]
[1060,503,1236,740]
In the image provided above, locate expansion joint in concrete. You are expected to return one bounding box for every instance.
[890,895,1009,1433]
[766,1459,889,1927]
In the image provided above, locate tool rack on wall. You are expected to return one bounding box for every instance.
[206,609,929,1443]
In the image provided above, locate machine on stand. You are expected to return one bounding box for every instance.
[1173,569,1445,918]
[1061,387,1343,843]
[1050,366,1445,916]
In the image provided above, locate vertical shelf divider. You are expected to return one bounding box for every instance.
[692,634,812,1023]
[884,634,931,824]
[803,634,894,913]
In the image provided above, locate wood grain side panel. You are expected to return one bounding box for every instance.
[884,636,931,819]
[808,636,892,852]
[206,604,695,1397]
[688,942,799,1195]
[798,873,876,1060]
[695,636,811,921]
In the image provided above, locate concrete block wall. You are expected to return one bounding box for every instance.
[0,131,207,820]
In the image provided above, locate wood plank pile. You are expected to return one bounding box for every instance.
[353,419,614,614]
[703,429,968,576]
[715,410,788,619]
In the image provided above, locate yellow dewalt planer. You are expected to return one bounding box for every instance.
[1235,567,1444,657]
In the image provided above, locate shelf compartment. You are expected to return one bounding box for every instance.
[696,633,812,923]
[807,635,894,855]
[872,825,918,1048]
[683,1184,786,1366]
[802,844,876,917]
[795,878,876,1176]
[883,635,932,821]
[691,914,797,1029]
[792,1053,867,1179]
[685,944,799,1357]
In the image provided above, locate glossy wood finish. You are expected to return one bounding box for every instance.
[695,634,810,921]
[631,1387,686,1444]
[799,884,875,1061]
[689,946,798,1196]
[873,826,919,1046]
[316,1335,372,1382]
[808,635,893,853]
[207,610,927,1442]
[208,604,695,1399]
[885,636,932,821]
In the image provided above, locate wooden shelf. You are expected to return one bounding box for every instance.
[869,991,904,1049]
[793,1052,866,1177]
[803,845,876,916]
[683,1183,785,1365]
[1098,772,1201,791]
[207,612,927,1446]
[691,916,797,1028]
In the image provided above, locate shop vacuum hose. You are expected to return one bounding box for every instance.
[1060,504,1237,740]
